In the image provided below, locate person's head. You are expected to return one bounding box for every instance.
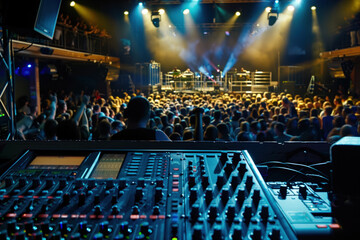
[124,96,151,123]
[57,119,81,140]
[204,125,218,141]
[217,122,230,140]
[44,119,58,140]
[57,100,67,114]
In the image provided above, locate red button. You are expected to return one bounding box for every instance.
[316,224,327,228]
[329,224,341,229]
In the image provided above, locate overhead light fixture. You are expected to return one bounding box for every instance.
[268,9,279,26]
[142,8,149,15]
[235,11,241,16]
[311,6,316,11]
[287,5,295,11]
[158,9,165,15]
[70,1,75,7]
[124,11,129,15]
[265,7,272,13]
[183,9,190,15]
[151,11,161,28]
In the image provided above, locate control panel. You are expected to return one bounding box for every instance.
[0,149,338,239]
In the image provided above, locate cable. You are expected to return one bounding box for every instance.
[259,161,329,178]
[14,42,33,53]
[268,166,330,183]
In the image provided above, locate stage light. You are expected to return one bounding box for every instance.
[124,11,129,15]
[287,5,295,11]
[142,8,149,15]
[275,0,279,3]
[268,9,279,26]
[183,9,190,15]
[158,9,165,15]
[151,11,161,28]
[265,7,272,13]
[139,2,143,7]
[27,64,32,68]
[235,11,241,16]
[70,1,75,7]
[311,6,316,11]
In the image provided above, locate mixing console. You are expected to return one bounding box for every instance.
[0,149,338,239]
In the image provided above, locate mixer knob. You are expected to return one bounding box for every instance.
[260,205,269,221]
[94,205,102,215]
[94,194,101,205]
[221,188,230,204]
[191,204,200,222]
[205,187,213,204]
[237,188,245,206]
[32,178,41,188]
[138,178,145,187]
[78,192,86,206]
[78,221,90,236]
[232,152,241,167]
[245,176,253,192]
[5,176,14,188]
[208,205,218,222]
[269,227,281,240]
[156,178,164,187]
[299,184,307,199]
[230,175,240,190]
[152,205,160,215]
[279,185,287,199]
[192,224,203,240]
[25,220,37,233]
[62,192,70,205]
[118,178,127,190]
[232,225,242,240]
[226,205,236,222]
[119,221,131,235]
[216,175,225,190]
[155,187,163,203]
[19,177,28,188]
[111,194,118,205]
[59,221,70,235]
[188,174,196,188]
[251,227,262,240]
[59,178,68,189]
[46,179,55,189]
[106,180,114,189]
[212,225,223,240]
[7,219,18,234]
[132,205,140,215]
[111,206,120,215]
[100,221,111,235]
[224,161,233,177]
[238,163,247,177]
[243,206,252,222]
[220,152,228,165]
[135,187,143,202]
[252,189,261,206]
[140,222,152,236]
[201,175,209,188]
[190,187,198,204]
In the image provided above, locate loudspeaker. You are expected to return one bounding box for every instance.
[2,0,62,39]
[34,0,62,39]
[330,136,360,235]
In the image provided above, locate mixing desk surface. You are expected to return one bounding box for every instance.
[0,148,343,239]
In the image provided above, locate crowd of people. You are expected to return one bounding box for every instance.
[54,13,112,53]
[14,90,360,144]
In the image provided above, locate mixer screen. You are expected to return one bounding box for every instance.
[27,156,85,170]
[90,153,125,179]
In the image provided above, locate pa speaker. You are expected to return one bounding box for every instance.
[330,136,360,235]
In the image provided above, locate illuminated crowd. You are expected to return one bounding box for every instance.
[15,90,360,143]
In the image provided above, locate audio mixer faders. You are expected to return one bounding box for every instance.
[0,149,331,239]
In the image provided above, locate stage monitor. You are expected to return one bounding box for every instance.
[34,0,62,39]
